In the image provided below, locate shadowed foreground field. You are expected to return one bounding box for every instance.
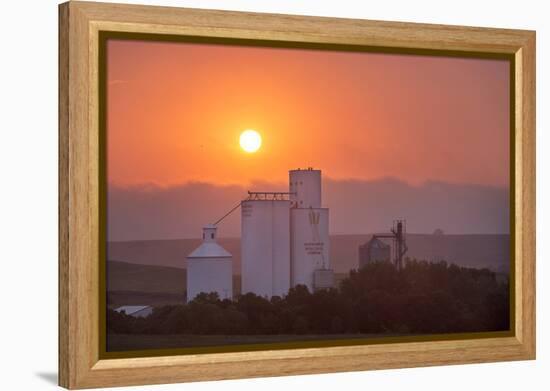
[107,333,393,351]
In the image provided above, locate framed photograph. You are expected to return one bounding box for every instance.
[59,1,535,389]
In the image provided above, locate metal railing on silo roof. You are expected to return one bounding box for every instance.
[246,191,295,201]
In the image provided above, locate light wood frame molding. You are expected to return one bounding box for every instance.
[59,1,536,389]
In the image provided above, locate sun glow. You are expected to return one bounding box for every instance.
[239,129,262,153]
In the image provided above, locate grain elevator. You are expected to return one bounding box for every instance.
[241,195,291,297]
[241,168,333,297]
[289,169,332,291]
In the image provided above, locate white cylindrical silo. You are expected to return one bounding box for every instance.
[241,199,290,298]
[186,225,233,301]
[289,168,321,208]
[290,207,330,291]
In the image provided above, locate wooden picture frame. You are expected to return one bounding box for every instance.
[59,1,536,389]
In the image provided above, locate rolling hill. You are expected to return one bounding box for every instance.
[107,260,242,307]
[108,233,510,274]
[107,260,186,294]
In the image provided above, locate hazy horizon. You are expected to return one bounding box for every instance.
[107,232,512,243]
[107,176,509,241]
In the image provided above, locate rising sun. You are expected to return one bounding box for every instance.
[239,129,262,153]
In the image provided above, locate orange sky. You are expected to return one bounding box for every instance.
[107,39,510,188]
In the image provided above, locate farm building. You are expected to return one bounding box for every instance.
[358,237,391,268]
[186,225,233,301]
[114,305,153,318]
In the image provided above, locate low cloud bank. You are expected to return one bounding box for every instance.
[108,178,509,241]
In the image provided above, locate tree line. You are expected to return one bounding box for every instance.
[107,259,509,336]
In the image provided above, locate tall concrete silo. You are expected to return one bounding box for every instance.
[186,225,232,301]
[289,168,332,292]
[241,196,291,297]
[289,167,321,208]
